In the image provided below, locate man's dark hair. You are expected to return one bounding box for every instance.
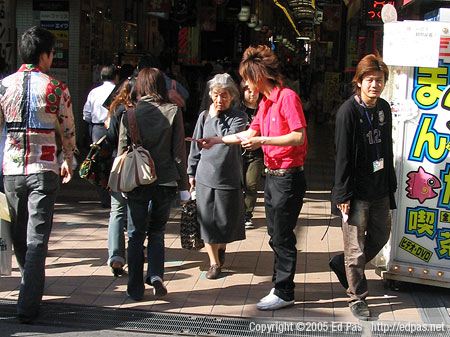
[19,26,55,65]
[138,54,161,71]
[100,65,116,81]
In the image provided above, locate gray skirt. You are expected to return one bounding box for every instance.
[196,182,245,244]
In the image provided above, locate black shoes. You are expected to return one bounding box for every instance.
[18,313,37,324]
[111,261,125,277]
[145,277,168,298]
[349,300,371,320]
[329,254,349,289]
[206,264,221,279]
[152,279,168,298]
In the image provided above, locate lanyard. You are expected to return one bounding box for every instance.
[360,98,382,160]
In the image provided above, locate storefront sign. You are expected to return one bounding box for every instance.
[40,11,69,21]
[34,0,69,81]
[383,21,441,68]
[391,56,450,268]
[363,0,394,26]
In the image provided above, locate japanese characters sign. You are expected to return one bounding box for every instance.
[363,0,394,26]
[392,32,450,268]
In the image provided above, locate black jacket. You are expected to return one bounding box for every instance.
[332,96,397,209]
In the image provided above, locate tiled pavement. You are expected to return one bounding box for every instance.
[1,121,449,325]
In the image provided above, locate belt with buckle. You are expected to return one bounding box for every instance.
[265,166,304,176]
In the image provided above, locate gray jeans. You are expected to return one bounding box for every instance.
[4,172,59,318]
[342,196,391,301]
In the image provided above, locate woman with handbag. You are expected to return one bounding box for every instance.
[104,77,136,277]
[117,68,189,301]
[187,73,247,279]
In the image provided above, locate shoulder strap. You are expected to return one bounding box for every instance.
[127,108,141,145]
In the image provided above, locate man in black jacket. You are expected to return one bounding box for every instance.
[331,54,397,320]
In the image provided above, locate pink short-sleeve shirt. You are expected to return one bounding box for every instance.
[250,86,307,169]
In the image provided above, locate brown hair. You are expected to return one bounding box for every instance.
[239,45,283,87]
[135,67,168,103]
[109,77,136,117]
[352,54,389,95]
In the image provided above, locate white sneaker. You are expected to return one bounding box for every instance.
[245,220,254,229]
[258,288,276,303]
[256,291,294,311]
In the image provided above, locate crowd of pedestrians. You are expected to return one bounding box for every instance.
[0,26,396,324]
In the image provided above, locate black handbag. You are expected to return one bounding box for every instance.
[79,135,112,188]
[180,199,204,250]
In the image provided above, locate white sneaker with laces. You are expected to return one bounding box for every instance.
[256,290,294,311]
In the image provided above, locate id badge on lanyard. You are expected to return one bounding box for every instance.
[373,158,384,172]
[363,105,384,173]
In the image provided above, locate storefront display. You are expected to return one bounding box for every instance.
[376,18,450,288]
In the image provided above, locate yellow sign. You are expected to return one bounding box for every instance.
[399,236,433,262]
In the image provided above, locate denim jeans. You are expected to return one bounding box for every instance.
[342,196,391,301]
[107,191,127,266]
[264,171,306,301]
[126,184,176,299]
[4,172,59,318]
[243,156,264,220]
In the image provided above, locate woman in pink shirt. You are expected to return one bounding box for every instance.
[203,45,307,311]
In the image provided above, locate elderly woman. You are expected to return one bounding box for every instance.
[187,73,247,279]
[118,67,189,300]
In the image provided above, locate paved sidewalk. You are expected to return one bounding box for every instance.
[1,121,449,326]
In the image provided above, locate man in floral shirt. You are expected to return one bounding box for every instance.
[0,26,76,323]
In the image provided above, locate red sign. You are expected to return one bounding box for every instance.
[364,0,394,25]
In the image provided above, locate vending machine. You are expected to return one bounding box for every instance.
[374,13,450,288]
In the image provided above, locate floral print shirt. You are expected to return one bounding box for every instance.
[0,64,76,175]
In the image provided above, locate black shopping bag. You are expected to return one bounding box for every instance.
[180,199,204,250]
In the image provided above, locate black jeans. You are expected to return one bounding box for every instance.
[265,170,306,301]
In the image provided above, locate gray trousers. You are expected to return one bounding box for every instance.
[4,172,59,318]
[342,196,391,301]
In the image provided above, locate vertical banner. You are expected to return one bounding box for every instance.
[34,0,69,83]
[385,31,450,285]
